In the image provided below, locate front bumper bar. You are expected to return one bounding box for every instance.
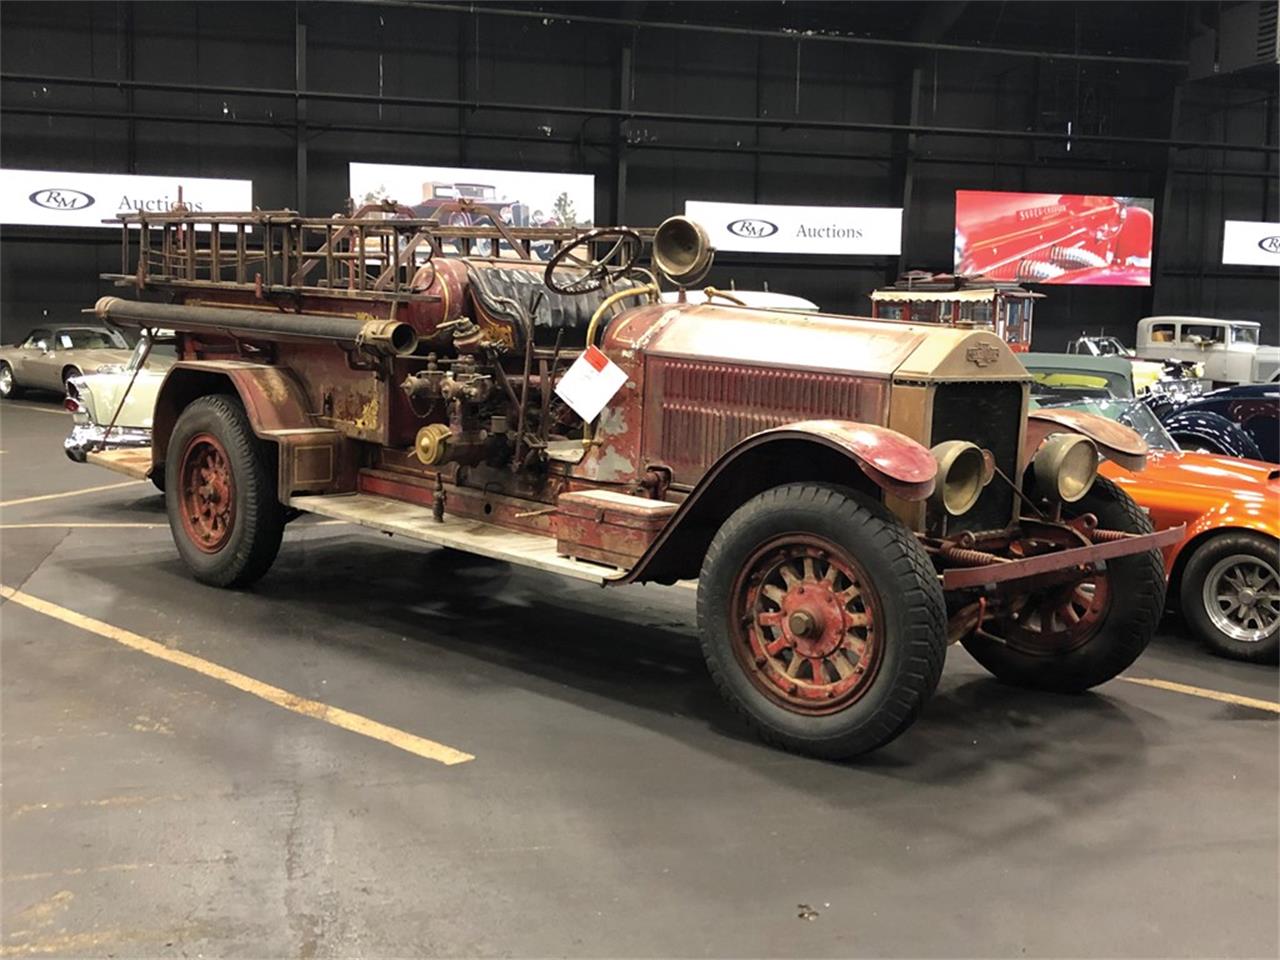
[64,422,152,463]
[940,524,1185,590]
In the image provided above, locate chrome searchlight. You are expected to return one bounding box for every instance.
[929,440,990,516]
[1033,433,1099,503]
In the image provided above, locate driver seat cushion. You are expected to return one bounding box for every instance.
[465,262,608,342]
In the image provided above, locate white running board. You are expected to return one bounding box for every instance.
[288,492,627,585]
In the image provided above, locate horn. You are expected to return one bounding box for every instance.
[653,216,715,287]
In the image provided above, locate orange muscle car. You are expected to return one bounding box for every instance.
[1035,395,1279,663]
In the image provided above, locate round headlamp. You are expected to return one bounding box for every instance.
[929,440,990,516]
[1033,433,1099,503]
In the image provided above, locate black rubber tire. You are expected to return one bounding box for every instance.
[0,362,23,399]
[149,465,166,493]
[165,394,284,588]
[697,483,947,759]
[1180,532,1279,664]
[61,366,81,393]
[962,476,1167,692]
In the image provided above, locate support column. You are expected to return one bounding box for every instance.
[1149,83,1183,316]
[295,18,308,214]
[614,45,632,224]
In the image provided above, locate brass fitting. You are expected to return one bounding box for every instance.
[414,423,453,465]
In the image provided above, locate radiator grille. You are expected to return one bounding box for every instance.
[931,381,1024,533]
[645,358,888,481]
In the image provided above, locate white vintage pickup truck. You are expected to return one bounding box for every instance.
[1136,316,1280,385]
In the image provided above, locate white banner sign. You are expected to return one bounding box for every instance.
[1222,219,1280,267]
[1,169,252,228]
[350,162,595,228]
[684,200,903,255]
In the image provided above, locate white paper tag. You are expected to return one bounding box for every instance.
[554,345,628,422]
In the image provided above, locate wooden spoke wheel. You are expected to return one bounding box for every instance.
[732,537,884,715]
[697,483,946,759]
[178,432,236,553]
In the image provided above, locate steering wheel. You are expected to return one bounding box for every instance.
[544,227,642,295]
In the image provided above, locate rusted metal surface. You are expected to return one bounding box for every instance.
[641,358,889,483]
[553,489,676,567]
[940,523,1184,589]
[151,361,315,469]
[94,296,418,357]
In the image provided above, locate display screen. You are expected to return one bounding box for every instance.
[954,190,1154,286]
[349,162,595,229]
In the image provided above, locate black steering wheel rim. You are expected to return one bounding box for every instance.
[544,227,642,295]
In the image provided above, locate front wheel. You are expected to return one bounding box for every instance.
[165,394,284,587]
[1181,532,1279,663]
[962,476,1167,691]
[697,484,947,759]
[0,362,22,399]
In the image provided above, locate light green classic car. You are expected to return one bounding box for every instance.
[63,331,176,484]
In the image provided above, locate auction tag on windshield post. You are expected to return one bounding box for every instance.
[555,345,628,422]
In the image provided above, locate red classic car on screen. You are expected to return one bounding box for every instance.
[955,191,1154,286]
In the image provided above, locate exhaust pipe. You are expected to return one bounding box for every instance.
[93,297,419,358]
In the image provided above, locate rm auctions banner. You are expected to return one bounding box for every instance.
[0,169,253,228]
[684,200,902,255]
[1222,220,1280,267]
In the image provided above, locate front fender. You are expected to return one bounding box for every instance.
[755,420,939,500]
[621,420,936,584]
[1161,409,1262,460]
[1026,408,1148,471]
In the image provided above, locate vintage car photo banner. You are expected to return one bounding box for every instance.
[349,162,595,229]
[1222,220,1280,267]
[1,168,253,228]
[954,190,1155,286]
[683,200,903,255]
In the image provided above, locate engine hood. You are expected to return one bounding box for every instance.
[605,303,1030,382]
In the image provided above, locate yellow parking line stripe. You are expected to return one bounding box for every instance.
[0,480,144,508]
[0,584,475,766]
[0,522,167,530]
[1119,676,1280,714]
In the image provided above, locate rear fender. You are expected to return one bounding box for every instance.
[622,420,937,584]
[1025,408,1148,472]
[1161,409,1262,460]
[153,362,348,500]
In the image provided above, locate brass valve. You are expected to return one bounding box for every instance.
[414,423,453,465]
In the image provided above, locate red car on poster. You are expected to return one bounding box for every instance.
[955,190,1154,286]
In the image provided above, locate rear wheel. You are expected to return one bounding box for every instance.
[1181,532,1279,663]
[165,394,284,587]
[962,476,1166,691]
[61,366,81,394]
[0,362,22,399]
[697,484,946,759]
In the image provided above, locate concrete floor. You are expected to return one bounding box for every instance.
[2,396,1277,958]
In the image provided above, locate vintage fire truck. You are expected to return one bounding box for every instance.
[85,207,1180,759]
[869,272,1042,351]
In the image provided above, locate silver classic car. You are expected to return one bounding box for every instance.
[0,324,133,398]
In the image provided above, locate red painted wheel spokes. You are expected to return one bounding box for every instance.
[733,538,883,715]
[179,432,235,553]
[1001,576,1111,655]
